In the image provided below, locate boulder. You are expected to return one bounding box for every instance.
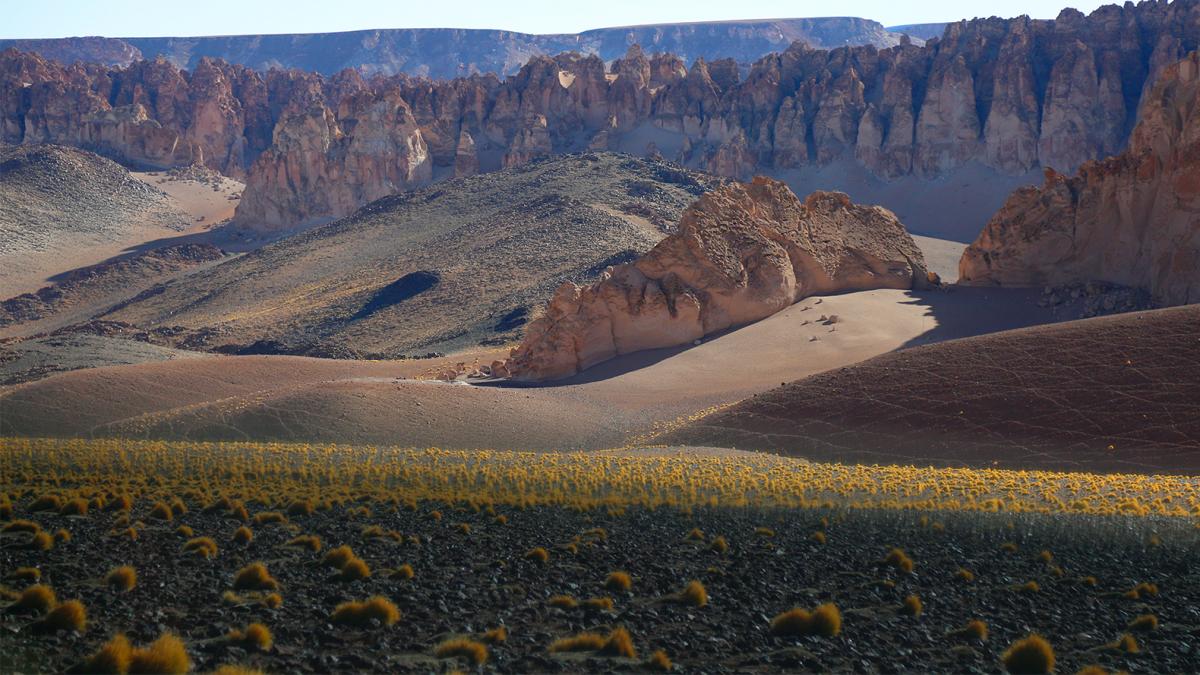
[500,177,928,380]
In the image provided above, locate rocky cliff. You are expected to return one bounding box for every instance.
[497,177,928,381]
[959,52,1200,306]
[0,18,911,78]
[3,1,1198,231]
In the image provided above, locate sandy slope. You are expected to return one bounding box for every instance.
[0,166,241,298]
[666,305,1200,473]
[0,286,1062,448]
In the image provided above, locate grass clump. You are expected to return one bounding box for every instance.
[550,627,637,659]
[604,571,633,592]
[482,626,508,644]
[1124,582,1159,599]
[149,502,174,521]
[1128,614,1158,631]
[106,566,137,592]
[956,568,976,582]
[434,637,489,666]
[1108,633,1139,653]
[322,545,356,569]
[86,633,132,674]
[646,649,672,671]
[232,526,253,545]
[129,633,191,674]
[336,556,371,582]
[710,536,728,553]
[175,525,193,538]
[900,594,923,616]
[1002,634,1055,674]
[1018,581,1041,593]
[754,526,775,538]
[263,592,283,609]
[253,511,287,526]
[37,599,87,632]
[3,519,41,534]
[675,580,707,607]
[330,596,400,627]
[811,531,827,544]
[212,666,264,675]
[284,534,322,552]
[957,619,988,641]
[392,563,415,580]
[228,623,273,651]
[549,594,578,609]
[1001,542,1019,553]
[59,498,89,516]
[55,528,71,543]
[769,603,842,637]
[884,548,914,573]
[525,547,549,563]
[29,530,54,550]
[286,500,314,517]
[583,596,614,611]
[686,528,705,541]
[232,563,278,591]
[29,494,63,512]
[13,584,56,613]
[183,537,218,559]
[7,566,41,582]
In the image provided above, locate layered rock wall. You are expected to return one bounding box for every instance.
[3,0,1198,230]
[959,52,1200,306]
[497,177,929,381]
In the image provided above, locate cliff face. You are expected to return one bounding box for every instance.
[2,0,1198,231]
[960,52,1200,306]
[498,178,928,381]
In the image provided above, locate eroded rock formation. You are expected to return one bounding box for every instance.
[2,0,1198,231]
[496,177,928,381]
[959,52,1200,306]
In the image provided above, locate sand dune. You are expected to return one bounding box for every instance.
[1,286,1064,449]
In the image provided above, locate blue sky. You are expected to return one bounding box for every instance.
[5,0,1113,39]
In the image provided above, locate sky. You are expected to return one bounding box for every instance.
[5,0,1114,39]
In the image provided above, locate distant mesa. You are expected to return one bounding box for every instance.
[496,177,928,381]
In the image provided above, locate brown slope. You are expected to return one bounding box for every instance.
[100,153,723,358]
[664,305,1200,474]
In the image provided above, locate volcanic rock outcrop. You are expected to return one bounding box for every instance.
[3,1,1198,231]
[497,177,928,381]
[959,52,1200,306]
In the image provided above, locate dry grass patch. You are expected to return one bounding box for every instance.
[59,498,88,517]
[549,594,578,609]
[674,580,707,607]
[956,568,976,582]
[228,622,273,651]
[1128,614,1158,631]
[284,534,322,552]
[182,537,218,559]
[900,594,923,616]
[253,511,287,526]
[955,619,988,641]
[768,603,841,637]
[106,566,137,592]
[604,566,633,588]
[149,502,174,521]
[29,494,62,512]
[646,649,672,671]
[37,599,87,632]
[583,596,614,611]
[232,526,253,545]
[322,545,356,569]
[884,548,914,573]
[482,626,507,644]
[1001,634,1055,674]
[3,519,41,534]
[129,633,191,674]
[336,556,371,582]
[525,547,549,563]
[7,566,40,582]
[232,563,278,591]
[330,596,400,627]
[1107,633,1139,653]
[434,637,489,666]
[13,584,56,613]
